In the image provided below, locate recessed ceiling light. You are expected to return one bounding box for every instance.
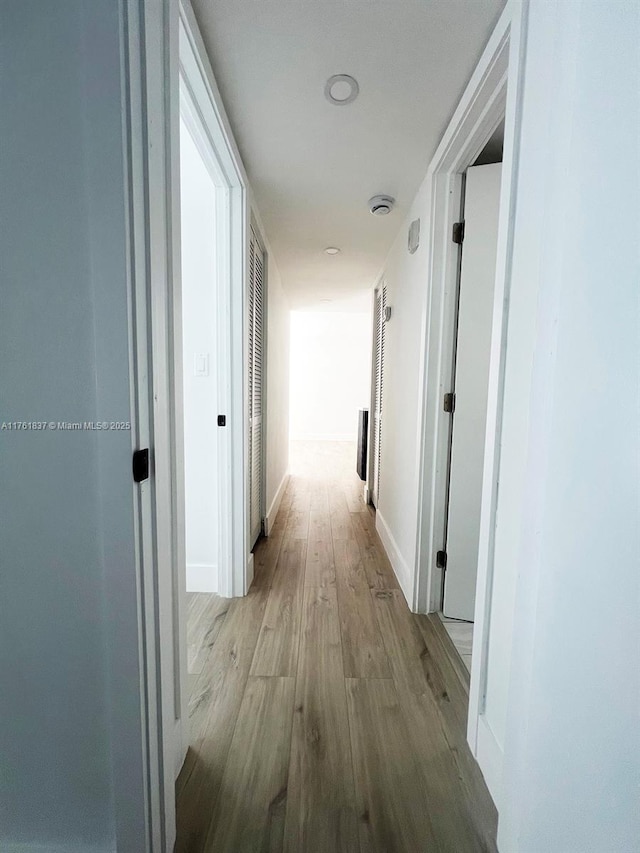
[325,74,359,106]
[324,247,340,255]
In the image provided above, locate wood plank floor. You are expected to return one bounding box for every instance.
[175,441,497,853]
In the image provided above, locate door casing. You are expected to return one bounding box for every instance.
[412,0,528,783]
[124,0,252,846]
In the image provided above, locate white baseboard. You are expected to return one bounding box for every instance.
[246,551,255,592]
[186,563,217,593]
[375,510,414,606]
[476,714,503,808]
[264,472,289,536]
[290,433,356,442]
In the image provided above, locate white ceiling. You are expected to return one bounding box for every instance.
[192,0,505,308]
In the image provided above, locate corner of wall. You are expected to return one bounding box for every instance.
[264,471,289,535]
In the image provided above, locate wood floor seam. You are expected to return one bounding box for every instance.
[330,516,363,849]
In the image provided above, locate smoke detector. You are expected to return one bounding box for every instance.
[368,195,395,216]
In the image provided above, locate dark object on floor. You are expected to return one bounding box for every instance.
[357,408,368,481]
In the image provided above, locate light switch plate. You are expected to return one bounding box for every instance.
[194,353,209,376]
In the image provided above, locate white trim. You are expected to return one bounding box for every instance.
[264,472,290,536]
[186,563,219,593]
[469,0,528,761]
[290,433,356,443]
[476,715,503,806]
[124,0,180,847]
[178,2,249,185]
[375,510,413,604]
[410,0,528,779]
[168,0,190,787]
[246,551,255,590]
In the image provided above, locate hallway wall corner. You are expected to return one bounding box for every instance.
[264,471,290,536]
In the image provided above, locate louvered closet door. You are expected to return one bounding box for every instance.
[248,228,264,547]
[371,284,386,507]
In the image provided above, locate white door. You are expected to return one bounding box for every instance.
[248,227,265,547]
[370,284,386,507]
[443,163,502,621]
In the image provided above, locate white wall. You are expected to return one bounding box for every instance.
[0,1,146,849]
[495,2,640,850]
[264,258,291,526]
[376,177,435,600]
[180,119,219,593]
[289,306,372,443]
[378,3,639,849]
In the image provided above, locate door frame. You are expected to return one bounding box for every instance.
[181,3,246,597]
[412,0,528,757]
[124,0,251,846]
[178,1,248,599]
[120,0,172,846]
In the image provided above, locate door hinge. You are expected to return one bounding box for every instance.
[132,448,149,483]
[217,415,226,427]
[452,221,465,244]
[436,550,447,569]
[443,392,456,414]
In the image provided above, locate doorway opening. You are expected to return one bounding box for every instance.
[288,294,372,486]
[412,7,527,796]
[179,110,222,596]
[439,125,504,674]
[155,4,250,821]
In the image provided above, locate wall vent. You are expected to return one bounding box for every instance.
[408,218,420,254]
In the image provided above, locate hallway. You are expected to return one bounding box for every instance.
[176,441,497,852]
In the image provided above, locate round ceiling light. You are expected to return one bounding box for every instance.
[368,194,396,216]
[324,247,340,255]
[325,74,359,106]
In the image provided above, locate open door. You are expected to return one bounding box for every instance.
[443,163,502,621]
